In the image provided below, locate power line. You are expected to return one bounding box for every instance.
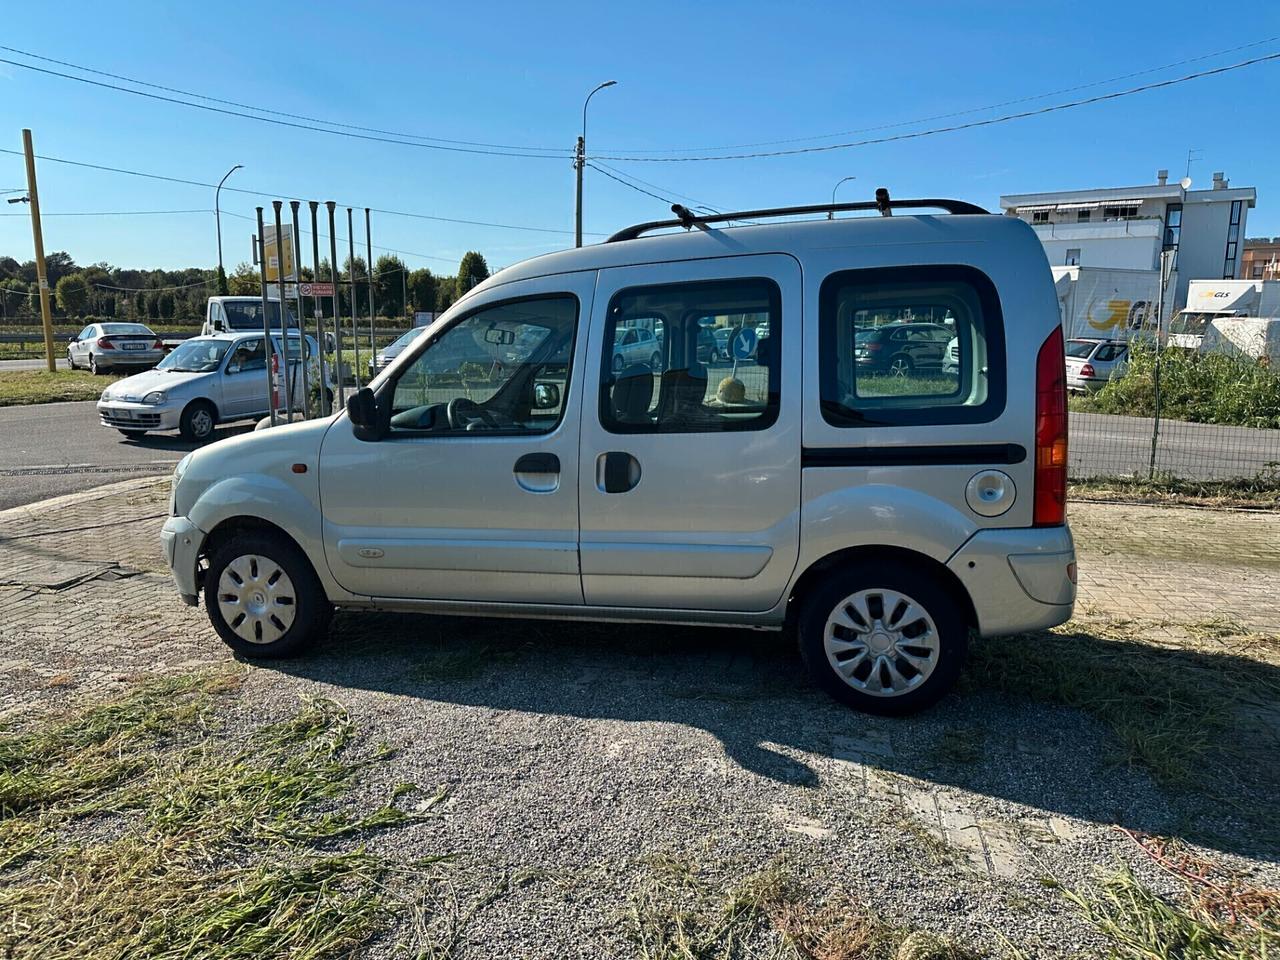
[585,162,676,205]
[596,36,1280,154]
[0,44,569,155]
[92,278,213,293]
[218,209,458,265]
[0,148,604,236]
[0,208,211,217]
[589,160,725,211]
[0,56,573,161]
[592,51,1280,162]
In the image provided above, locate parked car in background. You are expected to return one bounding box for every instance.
[368,327,427,376]
[98,331,320,441]
[200,296,300,336]
[942,336,960,375]
[854,322,953,377]
[67,322,165,375]
[163,196,1074,716]
[611,326,662,372]
[1064,338,1128,393]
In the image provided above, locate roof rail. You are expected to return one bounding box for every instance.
[605,188,989,243]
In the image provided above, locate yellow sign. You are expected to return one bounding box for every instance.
[262,225,296,282]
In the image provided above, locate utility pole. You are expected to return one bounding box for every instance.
[21,130,56,372]
[575,80,616,248]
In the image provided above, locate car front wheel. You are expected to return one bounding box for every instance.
[797,559,967,715]
[179,401,216,442]
[205,532,331,658]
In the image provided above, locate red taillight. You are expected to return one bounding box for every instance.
[866,342,883,352]
[1034,327,1068,526]
[96,337,115,350]
[153,339,164,350]
[1079,362,1095,379]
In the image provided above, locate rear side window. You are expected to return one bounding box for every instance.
[1065,340,1096,359]
[1094,343,1126,362]
[600,278,780,434]
[819,265,1006,427]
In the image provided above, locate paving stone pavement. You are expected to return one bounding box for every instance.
[1,476,1277,896]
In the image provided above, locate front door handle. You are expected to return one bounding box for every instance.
[597,451,641,493]
[514,452,560,474]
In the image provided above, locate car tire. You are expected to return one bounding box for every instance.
[89,355,103,375]
[67,350,77,370]
[205,532,331,659]
[179,400,217,442]
[887,355,913,378]
[797,558,967,716]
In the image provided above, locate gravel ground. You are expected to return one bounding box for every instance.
[2,480,1278,957]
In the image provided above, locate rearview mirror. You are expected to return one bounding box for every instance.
[484,327,515,346]
[533,382,561,410]
[347,386,384,441]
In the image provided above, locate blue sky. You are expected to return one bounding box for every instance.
[0,0,1277,274]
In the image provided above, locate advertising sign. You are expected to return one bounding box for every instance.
[262,225,297,283]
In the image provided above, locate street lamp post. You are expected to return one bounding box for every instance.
[828,176,856,219]
[215,164,243,291]
[574,80,616,248]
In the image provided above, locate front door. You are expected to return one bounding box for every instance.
[221,337,269,419]
[578,254,802,612]
[318,272,593,604]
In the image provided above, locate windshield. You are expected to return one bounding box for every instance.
[1066,340,1097,359]
[1169,312,1213,336]
[223,301,298,330]
[101,323,153,336]
[157,339,230,373]
[386,327,427,352]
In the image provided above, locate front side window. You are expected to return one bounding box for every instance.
[228,339,266,373]
[389,295,577,435]
[820,265,1005,427]
[599,278,780,434]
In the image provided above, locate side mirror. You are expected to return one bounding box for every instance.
[533,382,561,410]
[347,386,384,441]
[67,336,77,343]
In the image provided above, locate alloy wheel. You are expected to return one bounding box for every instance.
[823,588,940,697]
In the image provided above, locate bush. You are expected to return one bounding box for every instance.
[1087,342,1280,429]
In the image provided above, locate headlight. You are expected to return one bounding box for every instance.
[143,391,166,404]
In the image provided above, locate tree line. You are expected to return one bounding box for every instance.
[0,250,491,325]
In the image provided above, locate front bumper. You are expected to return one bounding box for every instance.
[161,515,205,604]
[97,400,182,432]
[947,525,1076,636]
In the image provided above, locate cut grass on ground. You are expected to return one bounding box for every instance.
[0,671,447,960]
[1070,473,1280,510]
[0,369,121,406]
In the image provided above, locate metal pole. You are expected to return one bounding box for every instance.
[828,176,856,219]
[21,130,56,372]
[309,201,329,416]
[1148,249,1170,480]
[365,207,375,367]
[326,201,345,408]
[574,135,584,248]
[255,207,278,427]
[290,200,309,418]
[272,202,294,421]
[347,207,362,390]
[215,164,242,292]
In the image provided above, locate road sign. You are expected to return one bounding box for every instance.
[731,327,758,361]
[262,225,297,282]
[299,282,335,297]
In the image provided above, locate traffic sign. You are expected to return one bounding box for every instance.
[731,327,757,361]
[299,282,335,297]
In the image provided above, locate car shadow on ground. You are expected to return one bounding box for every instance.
[263,610,1280,864]
[117,424,253,451]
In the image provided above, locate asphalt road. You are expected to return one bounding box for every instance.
[0,358,70,371]
[1,402,1276,513]
[0,401,248,511]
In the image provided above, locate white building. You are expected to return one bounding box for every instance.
[1000,170,1256,313]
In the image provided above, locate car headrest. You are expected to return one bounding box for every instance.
[755,334,776,370]
[612,362,654,424]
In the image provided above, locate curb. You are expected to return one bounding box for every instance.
[0,474,170,524]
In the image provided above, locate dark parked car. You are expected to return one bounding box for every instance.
[855,323,953,377]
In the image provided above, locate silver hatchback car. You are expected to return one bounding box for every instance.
[163,194,1075,715]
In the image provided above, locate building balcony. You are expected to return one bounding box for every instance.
[1031,219,1163,242]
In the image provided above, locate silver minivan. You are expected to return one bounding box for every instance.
[163,196,1075,714]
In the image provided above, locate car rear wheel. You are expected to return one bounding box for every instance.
[179,401,216,442]
[89,355,103,375]
[205,532,331,658]
[797,559,966,715]
[887,355,913,378]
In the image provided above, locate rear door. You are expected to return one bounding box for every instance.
[577,254,802,612]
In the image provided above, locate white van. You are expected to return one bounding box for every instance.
[201,296,300,337]
[162,195,1075,714]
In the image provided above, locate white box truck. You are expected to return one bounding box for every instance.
[1168,279,1280,361]
[1051,266,1161,341]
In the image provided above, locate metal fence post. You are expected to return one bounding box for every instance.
[365,207,376,366]
[1148,249,1172,480]
[272,201,294,422]
[309,201,328,416]
[290,199,309,419]
[255,206,278,427]
[326,201,344,409]
[347,206,362,390]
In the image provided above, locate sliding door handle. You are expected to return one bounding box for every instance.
[514,452,560,474]
[597,451,641,493]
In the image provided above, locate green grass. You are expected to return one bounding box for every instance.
[0,672,447,960]
[1067,861,1279,960]
[1069,472,1280,509]
[0,369,122,405]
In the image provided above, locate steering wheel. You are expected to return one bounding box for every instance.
[447,396,500,431]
